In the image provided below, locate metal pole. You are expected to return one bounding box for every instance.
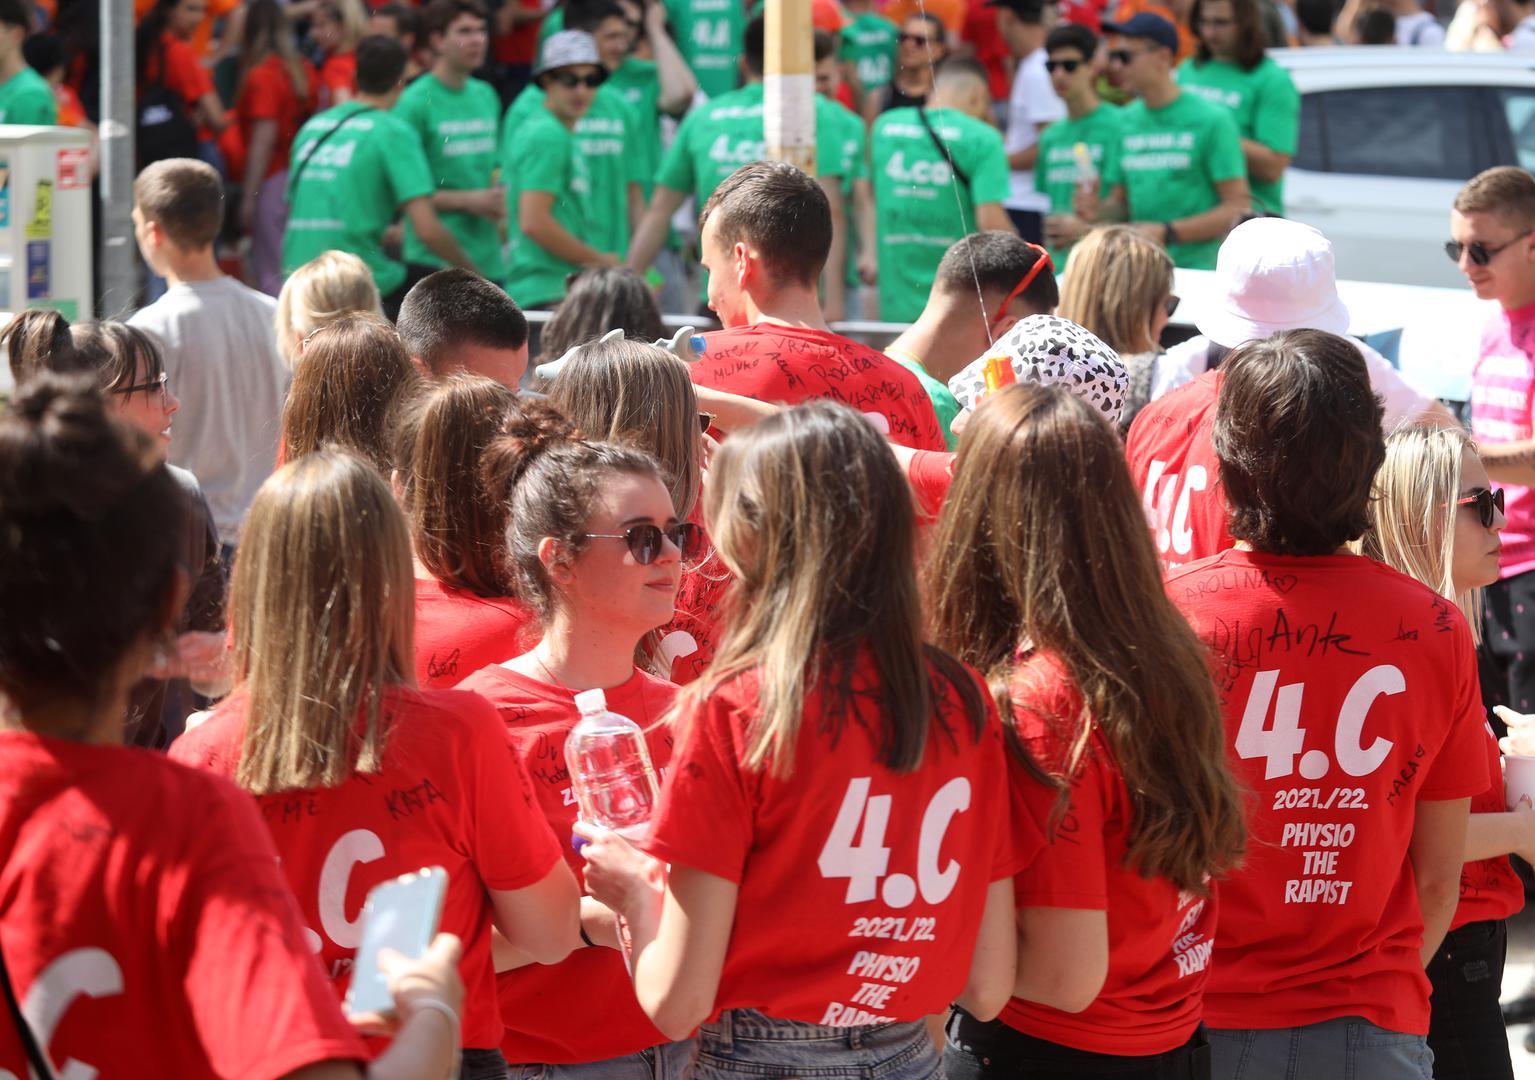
[99,0,137,317]
[763,0,815,174]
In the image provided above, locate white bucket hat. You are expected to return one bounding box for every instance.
[948,314,1127,423]
[535,30,606,80]
[1195,218,1351,348]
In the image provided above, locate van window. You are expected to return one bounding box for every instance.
[1304,86,1478,180]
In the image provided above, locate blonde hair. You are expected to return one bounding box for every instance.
[317,0,370,50]
[1058,226,1174,356]
[549,338,701,520]
[275,251,384,365]
[1357,423,1485,644]
[232,450,415,795]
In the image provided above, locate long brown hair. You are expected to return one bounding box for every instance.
[232,450,415,795]
[688,400,986,777]
[281,311,421,473]
[237,0,310,102]
[398,374,577,596]
[1191,0,1266,69]
[926,384,1244,892]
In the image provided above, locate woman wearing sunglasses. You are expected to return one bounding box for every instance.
[928,383,1244,1080]
[1358,423,1517,1080]
[395,375,576,688]
[456,433,699,1079]
[1057,225,1177,434]
[171,449,582,1080]
[576,401,1020,1079]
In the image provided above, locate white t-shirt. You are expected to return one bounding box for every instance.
[1004,48,1066,213]
[1396,10,1446,44]
[1153,334,1432,431]
[129,277,289,547]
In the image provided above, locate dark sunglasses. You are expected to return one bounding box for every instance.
[898,32,935,45]
[1456,487,1505,528]
[583,521,703,563]
[698,412,717,433]
[1445,231,1532,267]
[549,71,604,88]
[1044,58,1081,73]
[1108,48,1141,64]
[1164,295,1180,319]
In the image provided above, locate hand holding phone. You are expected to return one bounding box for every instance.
[345,867,450,1020]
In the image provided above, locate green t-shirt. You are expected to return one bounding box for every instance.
[503,82,642,261]
[657,82,852,300]
[608,57,663,198]
[283,105,434,297]
[0,67,55,124]
[888,351,959,450]
[665,0,745,98]
[393,72,505,279]
[1102,91,1246,270]
[1034,103,1124,269]
[870,107,1010,323]
[840,12,899,94]
[823,96,867,287]
[1176,56,1298,216]
[505,108,593,308]
[537,7,564,45]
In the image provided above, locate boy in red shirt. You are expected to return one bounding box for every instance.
[1167,330,1486,1078]
[692,160,948,452]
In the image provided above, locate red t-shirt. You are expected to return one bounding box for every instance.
[414,576,539,689]
[907,449,955,522]
[235,54,318,176]
[0,732,366,1079]
[1001,652,1214,1055]
[644,647,1026,1025]
[1453,726,1525,929]
[455,663,678,1063]
[495,0,546,64]
[1124,370,1229,572]
[169,684,563,1051]
[319,50,357,110]
[696,323,948,451]
[659,505,731,685]
[961,0,1012,99]
[1167,549,1489,1034]
[146,30,214,107]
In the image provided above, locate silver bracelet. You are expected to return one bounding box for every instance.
[407,996,461,1035]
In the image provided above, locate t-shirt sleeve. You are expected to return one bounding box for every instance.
[907,449,955,522]
[642,697,753,883]
[463,696,564,890]
[1252,66,1300,156]
[175,778,368,1080]
[970,127,1012,206]
[655,112,697,192]
[815,106,848,179]
[1204,107,1247,186]
[1420,617,1494,801]
[1010,738,1111,911]
[520,122,571,195]
[386,130,437,210]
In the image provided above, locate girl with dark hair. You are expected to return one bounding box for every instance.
[396,374,576,687]
[1177,0,1299,215]
[171,448,581,1080]
[928,383,1244,1079]
[538,268,667,365]
[0,374,464,1079]
[457,432,698,1077]
[578,400,1020,1078]
[133,0,231,157]
[232,0,317,295]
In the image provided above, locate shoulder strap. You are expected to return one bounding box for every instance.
[289,104,377,191]
[916,105,971,191]
[0,935,57,1080]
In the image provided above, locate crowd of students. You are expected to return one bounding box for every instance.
[7,112,1535,1080]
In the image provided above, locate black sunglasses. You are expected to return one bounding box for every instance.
[1164,295,1180,319]
[1044,58,1081,73]
[549,71,604,88]
[1445,230,1532,267]
[698,412,717,433]
[898,32,935,45]
[1108,48,1142,64]
[583,522,703,563]
[1456,487,1506,528]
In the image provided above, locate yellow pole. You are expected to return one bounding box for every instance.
[764,0,816,175]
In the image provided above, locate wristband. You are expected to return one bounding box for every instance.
[1163,220,1180,247]
[579,923,597,948]
[407,997,461,1034]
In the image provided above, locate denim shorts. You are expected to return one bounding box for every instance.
[691,1009,941,1079]
[507,1040,696,1080]
[1209,1016,1433,1080]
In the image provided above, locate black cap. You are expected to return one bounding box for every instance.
[1101,12,1180,51]
[985,0,1052,21]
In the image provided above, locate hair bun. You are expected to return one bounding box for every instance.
[481,396,582,502]
[0,372,156,522]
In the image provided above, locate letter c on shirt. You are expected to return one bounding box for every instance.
[5,947,126,1080]
[317,828,386,950]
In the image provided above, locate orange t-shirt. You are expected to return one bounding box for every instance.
[136,0,241,58]
[234,53,317,178]
[883,0,966,37]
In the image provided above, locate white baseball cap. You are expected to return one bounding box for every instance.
[1195,218,1351,348]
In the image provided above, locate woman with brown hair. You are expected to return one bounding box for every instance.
[281,311,420,471]
[396,374,575,688]
[1057,226,1177,433]
[171,448,581,1080]
[928,383,1244,1079]
[577,401,1020,1076]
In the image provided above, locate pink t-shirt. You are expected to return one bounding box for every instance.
[1472,299,1535,579]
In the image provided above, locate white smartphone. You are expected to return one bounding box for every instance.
[344,866,449,1018]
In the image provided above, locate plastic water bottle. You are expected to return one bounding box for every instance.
[566,688,660,842]
[1072,141,1097,195]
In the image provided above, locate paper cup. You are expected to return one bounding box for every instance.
[1505,753,1535,811]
